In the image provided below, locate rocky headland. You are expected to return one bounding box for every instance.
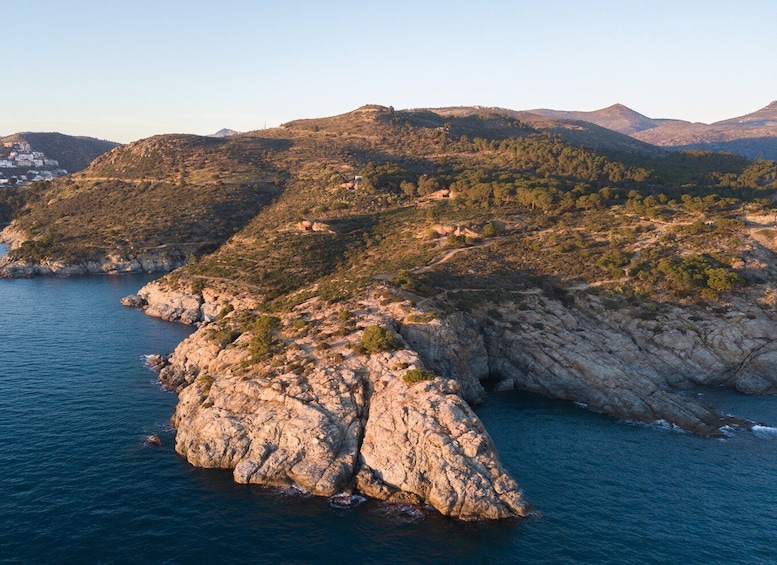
[136,282,529,520]
[123,275,777,519]
[7,104,777,520]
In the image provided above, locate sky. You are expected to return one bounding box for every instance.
[2,0,775,143]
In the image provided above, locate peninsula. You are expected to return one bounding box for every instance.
[3,104,777,519]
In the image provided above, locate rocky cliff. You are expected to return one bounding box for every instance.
[126,273,777,519]
[476,291,777,435]
[142,288,529,520]
[0,251,189,278]
[0,225,191,277]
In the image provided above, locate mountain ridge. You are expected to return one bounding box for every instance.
[530,101,777,160]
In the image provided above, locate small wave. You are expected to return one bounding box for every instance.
[328,493,367,509]
[627,419,687,434]
[269,484,314,499]
[752,425,777,438]
[372,503,426,524]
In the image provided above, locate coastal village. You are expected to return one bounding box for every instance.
[0,141,68,187]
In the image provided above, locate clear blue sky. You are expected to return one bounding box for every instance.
[2,0,775,143]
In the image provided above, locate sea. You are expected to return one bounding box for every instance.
[2,243,777,564]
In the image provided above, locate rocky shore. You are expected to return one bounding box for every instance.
[124,277,777,519]
[140,286,529,520]
[0,226,191,278]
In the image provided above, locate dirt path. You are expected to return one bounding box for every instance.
[413,236,508,274]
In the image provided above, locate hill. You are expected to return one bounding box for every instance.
[526,103,665,135]
[210,128,240,138]
[3,103,777,441]
[432,105,664,155]
[0,132,119,173]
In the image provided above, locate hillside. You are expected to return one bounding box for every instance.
[526,103,664,135]
[433,105,664,155]
[2,105,777,427]
[5,103,777,518]
[1,132,119,173]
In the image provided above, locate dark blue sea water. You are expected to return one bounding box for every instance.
[2,259,777,563]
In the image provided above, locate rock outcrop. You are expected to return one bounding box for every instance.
[398,311,489,404]
[123,279,259,324]
[135,279,777,519]
[356,376,525,520]
[478,291,777,435]
[151,291,530,520]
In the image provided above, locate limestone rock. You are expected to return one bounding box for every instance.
[138,283,203,324]
[356,377,528,520]
[155,297,528,520]
[120,294,145,308]
[481,292,777,435]
[399,312,488,404]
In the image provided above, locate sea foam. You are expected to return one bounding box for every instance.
[752,425,777,438]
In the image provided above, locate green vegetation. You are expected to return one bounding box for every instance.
[207,327,240,347]
[337,309,353,321]
[402,369,436,385]
[355,325,402,355]
[5,105,776,309]
[217,303,234,320]
[246,315,281,363]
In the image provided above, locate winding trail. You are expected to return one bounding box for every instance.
[413,236,509,274]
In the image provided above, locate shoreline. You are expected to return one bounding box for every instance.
[4,258,777,519]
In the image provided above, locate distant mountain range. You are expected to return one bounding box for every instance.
[525,101,777,161]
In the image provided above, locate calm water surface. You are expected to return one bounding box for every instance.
[1,264,776,563]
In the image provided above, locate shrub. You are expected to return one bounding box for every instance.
[191,279,206,294]
[403,369,435,385]
[195,373,214,395]
[208,327,241,347]
[247,315,281,363]
[338,309,352,321]
[355,325,401,354]
[480,222,498,237]
[446,234,469,248]
[405,312,439,323]
[705,268,743,292]
[389,270,435,296]
[217,303,234,320]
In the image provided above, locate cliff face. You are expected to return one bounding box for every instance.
[0,226,191,277]
[145,288,528,520]
[477,292,777,435]
[128,277,777,519]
